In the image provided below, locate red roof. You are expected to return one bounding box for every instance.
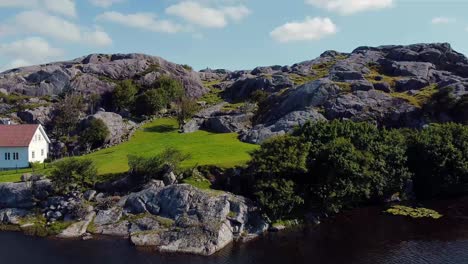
[0,124,40,147]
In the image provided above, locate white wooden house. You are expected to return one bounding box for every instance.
[0,124,50,169]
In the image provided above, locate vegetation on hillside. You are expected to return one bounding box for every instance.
[246,121,468,221]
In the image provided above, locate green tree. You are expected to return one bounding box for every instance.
[134,89,167,116]
[408,123,468,199]
[52,93,85,137]
[156,76,184,101]
[175,97,199,129]
[112,79,138,111]
[81,119,110,149]
[254,178,304,220]
[248,135,310,180]
[49,158,97,194]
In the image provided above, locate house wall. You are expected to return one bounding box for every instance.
[0,147,29,169]
[28,128,49,163]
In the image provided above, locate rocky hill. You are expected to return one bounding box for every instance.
[1,43,467,146]
[195,43,468,143]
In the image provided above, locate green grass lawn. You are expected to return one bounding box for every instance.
[0,118,257,182]
[82,118,258,175]
[0,166,50,183]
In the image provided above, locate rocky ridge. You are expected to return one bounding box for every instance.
[0,178,267,256]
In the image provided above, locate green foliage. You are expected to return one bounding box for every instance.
[128,147,189,184]
[249,120,413,218]
[250,90,269,104]
[52,93,85,137]
[133,76,185,116]
[176,97,199,129]
[49,158,97,194]
[254,179,304,220]
[385,205,442,219]
[112,79,138,111]
[80,119,110,149]
[408,123,468,199]
[248,135,310,179]
[181,64,193,71]
[140,64,161,76]
[200,87,224,105]
[134,89,168,116]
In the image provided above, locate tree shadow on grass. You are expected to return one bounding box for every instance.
[144,124,177,133]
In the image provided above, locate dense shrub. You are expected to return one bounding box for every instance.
[80,119,110,149]
[49,158,97,194]
[52,93,85,137]
[254,179,304,220]
[134,89,167,116]
[408,123,468,199]
[112,80,138,111]
[248,120,413,218]
[128,148,189,184]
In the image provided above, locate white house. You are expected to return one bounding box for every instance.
[0,124,50,169]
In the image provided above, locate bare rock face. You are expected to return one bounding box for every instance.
[122,184,267,256]
[0,53,207,99]
[0,180,52,209]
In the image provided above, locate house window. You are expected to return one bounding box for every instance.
[41,149,44,156]
[38,135,41,141]
[13,153,19,160]
[5,153,11,160]
[32,151,35,159]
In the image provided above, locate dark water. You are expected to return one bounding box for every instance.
[2,199,468,264]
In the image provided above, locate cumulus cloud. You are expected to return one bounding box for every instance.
[97,11,184,33]
[270,17,337,43]
[0,37,63,71]
[43,0,76,17]
[165,1,250,28]
[305,0,393,15]
[431,16,456,25]
[0,0,76,17]
[89,0,125,8]
[13,11,112,46]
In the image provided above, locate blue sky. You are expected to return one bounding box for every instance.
[0,0,467,71]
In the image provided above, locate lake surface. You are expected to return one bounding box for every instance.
[2,198,468,264]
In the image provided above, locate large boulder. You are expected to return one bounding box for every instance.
[0,180,52,209]
[17,105,53,125]
[82,111,136,145]
[124,184,267,255]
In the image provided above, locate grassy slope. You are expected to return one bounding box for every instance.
[82,118,258,175]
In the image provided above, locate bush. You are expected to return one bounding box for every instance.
[134,89,167,116]
[408,123,468,199]
[128,148,189,184]
[49,158,97,194]
[254,178,303,220]
[175,97,199,129]
[80,119,110,149]
[112,80,138,111]
[248,120,413,218]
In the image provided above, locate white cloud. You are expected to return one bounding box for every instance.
[166,1,250,28]
[222,5,251,22]
[305,0,393,15]
[0,0,37,8]
[0,0,76,17]
[0,37,63,71]
[12,11,112,46]
[89,0,125,8]
[43,0,76,17]
[270,17,337,43]
[83,28,113,46]
[431,17,456,25]
[97,11,184,33]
